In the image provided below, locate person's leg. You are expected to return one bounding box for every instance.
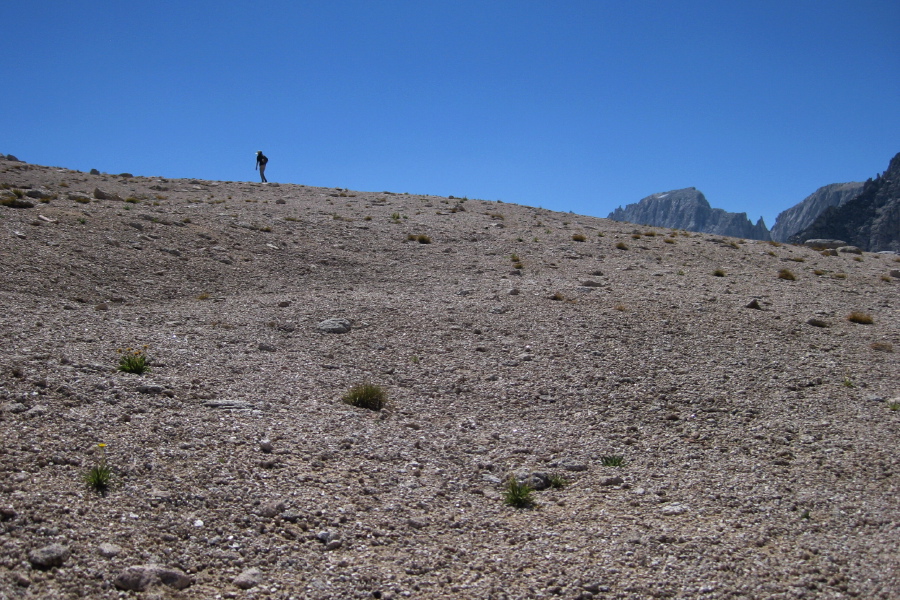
[260,163,267,182]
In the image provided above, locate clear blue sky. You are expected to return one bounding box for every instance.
[3,1,898,228]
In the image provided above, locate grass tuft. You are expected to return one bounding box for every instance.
[777,268,796,281]
[600,455,625,467]
[342,383,387,411]
[503,476,534,508]
[83,443,112,494]
[571,233,586,242]
[847,312,873,324]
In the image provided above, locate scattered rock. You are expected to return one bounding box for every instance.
[803,239,847,249]
[258,342,277,352]
[660,503,689,516]
[259,500,286,518]
[837,246,863,255]
[516,472,550,490]
[806,318,829,328]
[114,564,193,591]
[234,567,263,589]
[317,318,352,334]
[600,476,624,487]
[745,299,762,310]
[98,542,123,558]
[28,544,70,569]
[93,188,122,201]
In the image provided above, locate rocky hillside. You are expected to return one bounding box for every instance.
[608,188,771,240]
[1,158,899,599]
[769,182,864,243]
[790,152,900,252]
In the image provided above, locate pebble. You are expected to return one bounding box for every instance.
[660,503,689,515]
[317,318,352,334]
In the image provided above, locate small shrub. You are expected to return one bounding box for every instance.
[853,256,863,262]
[616,242,629,250]
[342,383,386,411]
[548,474,568,488]
[503,476,534,508]
[550,292,565,301]
[510,253,520,262]
[83,443,112,494]
[124,197,140,204]
[196,292,210,300]
[117,347,150,374]
[788,257,805,262]
[847,312,873,324]
[664,237,675,244]
[12,189,24,198]
[614,304,627,312]
[887,401,900,411]
[870,342,893,353]
[631,234,641,240]
[571,233,586,242]
[881,275,892,282]
[814,269,826,276]
[643,231,656,237]
[833,273,847,279]
[74,196,90,204]
[601,455,625,467]
[713,269,726,277]
[597,232,605,237]
[727,241,739,249]
[406,233,417,241]
[416,234,431,244]
[778,268,796,281]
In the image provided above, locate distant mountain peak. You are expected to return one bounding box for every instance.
[608,188,770,240]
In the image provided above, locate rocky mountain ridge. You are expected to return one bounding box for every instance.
[789,152,900,252]
[769,181,864,243]
[607,188,771,240]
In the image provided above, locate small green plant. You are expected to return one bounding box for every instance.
[833,273,847,279]
[713,269,726,277]
[847,312,873,324]
[886,401,900,411]
[117,347,150,374]
[124,197,140,204]
[342,383,387,411]
[548,474,568,489]
[800,509,811,520]
[842,375,854,388]
[196,292,210,300]
[503,476,534,508]
[83,443,112,494]
[664,237,675,244]
[600,455,625,467]
[390,212,401,222]
[616,242,629,250]
[410,356,420,364]
[550,292,565,301]
[881,275,892,282]
[631,234,641,240]
[78,217,87,224]
[571,233,586,242]
[416,234,431,244]
[12,189,24,198]
[778,268,796,281]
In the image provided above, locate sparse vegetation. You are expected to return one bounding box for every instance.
[713,269,726,277]
[833,273,847,279]
[550,292,565,301]
[83,443,112,494]
[548,474,568,488]
[196,292,210,300]
[616,242,629,250]
[881,275,892,282]
[342,383,387,411]
[614,304,627,312]
[778,268,796,281]
[870,342,893,353]
[571,233,586,242]
[601,455,625,467]
[117,347,150,374]
[503,476,534,508]
[788,257,805,262]
[416,234,431,244]
[847,312,873,324]
[631,234,641,240]
[664,237,675,244]
[887,401,900,411]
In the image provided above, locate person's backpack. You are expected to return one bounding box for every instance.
[259,155,268,165]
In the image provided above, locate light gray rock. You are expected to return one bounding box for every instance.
[516,472,550,490]
[234,567,263,589]
[93,188,122,201]
[98,542,122,558]
[114,564,193,591]
[28,544,69,569]
[803,239,847,249]
[317,318,352,334]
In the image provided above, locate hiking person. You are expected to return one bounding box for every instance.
[255,151,268,183]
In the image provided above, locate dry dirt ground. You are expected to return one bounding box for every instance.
[1,160,898,600]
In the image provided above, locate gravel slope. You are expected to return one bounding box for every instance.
[1,160,898,599]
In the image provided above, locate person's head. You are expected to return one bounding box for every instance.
[256,150,263,155]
